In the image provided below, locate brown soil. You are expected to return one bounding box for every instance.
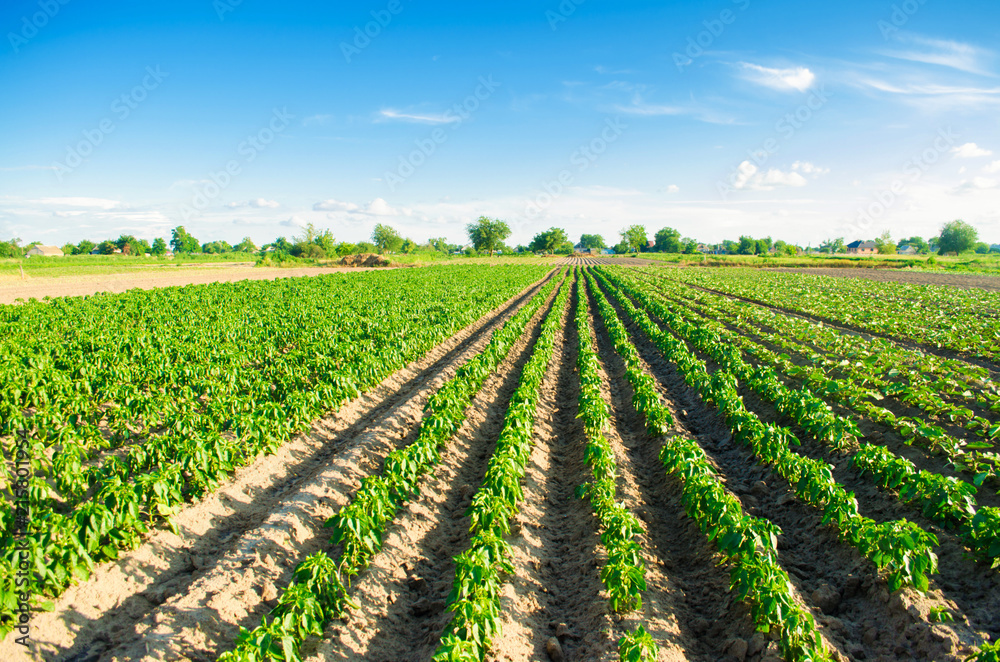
[595,275,995,661]
[560,257,658,266]
[338,253,391,268]
[769,267,1000,292]
[0,265,397,305]
[3,272,554,662]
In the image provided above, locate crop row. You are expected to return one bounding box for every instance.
[433,271,572,661]
[629,268,1000,478]
[592,269,939,593]
[219,271,564,661]
[608,269,1000,560]
[572,270,658,660]
[613,268,1000,565]
[666,268,1000,361]
[583,270,832,661]
[0,266,551,636]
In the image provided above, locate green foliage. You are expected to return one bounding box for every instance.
[150,238,167,255]
[372,223,403,254]
[618,625,659,662]
[579,233,605,250]
[653,227,681,253]
[528,227,569,253]
[467,216,511,256]
[619,225,647,253]
[938,220,979,255]
[170,226,200,253]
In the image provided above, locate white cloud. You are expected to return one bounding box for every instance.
[737,63,815,92]
[302,114,333,126]
[731,161,808,191]
[312,197,409,216]
[226,198,280,209]
[665,184,679,193]
[954,177,998,192]
[377,109,460,125]
[791,161,830,176]
[313,199,360,212]
[881,34,995,75]
[32,197,123,210]
[985,160,1000,174]
[952,143,993,158]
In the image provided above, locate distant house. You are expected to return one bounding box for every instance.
[601,248,614,255]
[26,245,64,257]
[846,240,877,255]
[898,245,918,255]
[646,240,655,249]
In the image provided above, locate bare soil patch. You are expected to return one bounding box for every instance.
[769,267,1000,292]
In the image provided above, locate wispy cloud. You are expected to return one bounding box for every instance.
[313,197,410,216]
[377,109,460,124]
[737,63,815,92]
[880,34,995,76]
[302,114,333,127]
[226,198,280,209]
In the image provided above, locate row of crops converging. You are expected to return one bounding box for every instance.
[3,263,1000,661]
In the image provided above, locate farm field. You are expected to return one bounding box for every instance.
[3,264,1000,662]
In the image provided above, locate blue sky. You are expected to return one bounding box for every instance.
[1,0,999,248]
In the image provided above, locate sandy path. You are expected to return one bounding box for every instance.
[0,265,398,304]
[303,274,564,661]
[5,271,553,662]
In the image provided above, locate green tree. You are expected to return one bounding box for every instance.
[529,227,569,253]
[334,241,357,256]
[974,242,989,254]
[150,238,167,255]
[267,236,294,253]
[721,239,738,254]
[897,236,928,253]
[467,216,511,256]
[619,225,648,253]
[75,239,96,255]
[372,223,404,254]
[400,238,418,254]
[234,237,258,253]
[938,220,979,255]
[0,239,22,258]
[737,236,756,255]
[356,240,377,254]
[613,240,631,254]
[579,234,605,250]
[96,240,118,255]
[115,235,151,256]
[201,240,232,254]
[654,227,682,253]
[819,237,846,254]
[61,243,76,256]
[875,230,897,254]
[171,226,200,253]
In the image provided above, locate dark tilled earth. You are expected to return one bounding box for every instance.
[767,267,1000,292]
